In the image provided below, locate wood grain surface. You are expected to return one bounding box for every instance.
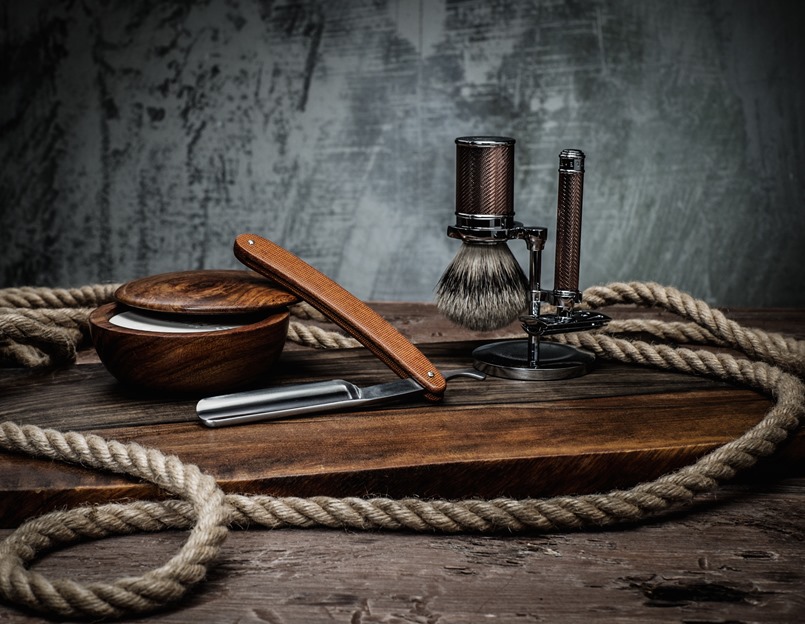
[2,479,803,623]
[2,304,803,528]
[114,270,298,314]
[88,303,290,395]
[0,304,803,622]
[233,233,447,398]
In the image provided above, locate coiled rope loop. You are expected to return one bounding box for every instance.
[0,281,802,619]
[0,285,120,369]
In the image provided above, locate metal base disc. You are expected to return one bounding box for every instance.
[472,340,595,380]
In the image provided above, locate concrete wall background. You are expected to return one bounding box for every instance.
[1,0,803,307]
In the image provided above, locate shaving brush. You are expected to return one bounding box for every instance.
[436,242,527,331]
[435,137,528,331]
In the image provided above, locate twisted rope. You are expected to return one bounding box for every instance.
[287,321,360,349]
[0,281,802,619]
[584,282,805,376]
[0,285,119,369]
[0,428,228,618]
[0,285,119,310]
[0,285,359,367]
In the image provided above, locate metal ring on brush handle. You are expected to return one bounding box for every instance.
[554,149,585,299]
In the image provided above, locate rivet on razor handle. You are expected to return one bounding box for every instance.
[457,147,610,380]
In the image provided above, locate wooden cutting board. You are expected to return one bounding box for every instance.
[0,305,802,528]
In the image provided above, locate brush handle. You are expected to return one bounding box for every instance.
[455,137,515,218]
[554,150,585,293]
[234,234,446,400]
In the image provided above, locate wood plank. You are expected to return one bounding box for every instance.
[1,342,802,526]
[0,344,731,430]
[2,306,803,526]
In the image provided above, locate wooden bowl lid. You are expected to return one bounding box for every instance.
[115,270,299,315]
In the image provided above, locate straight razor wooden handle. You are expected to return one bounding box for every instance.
[234,233,446,400]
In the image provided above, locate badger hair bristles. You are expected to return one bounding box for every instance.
[435,242,528,331]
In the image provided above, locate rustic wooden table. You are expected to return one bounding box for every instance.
[1,304,803,622]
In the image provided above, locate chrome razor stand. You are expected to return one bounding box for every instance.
[470,149,611,381]
[471,227,609,380]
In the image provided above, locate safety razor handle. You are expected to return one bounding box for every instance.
[234,234,446,400]
[554,149,585,293]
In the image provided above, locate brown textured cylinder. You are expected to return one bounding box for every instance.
[455,137,515,216]
[554,149,585,292]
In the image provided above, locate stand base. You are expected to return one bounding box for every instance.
[472,340,595,381]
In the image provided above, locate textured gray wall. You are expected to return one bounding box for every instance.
[1,0,803,306]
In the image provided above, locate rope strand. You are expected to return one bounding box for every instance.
[0,285,358,367]
[0,282,802,619]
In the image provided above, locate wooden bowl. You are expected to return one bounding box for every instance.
[89,303,290,395]
[88,270,298,395]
